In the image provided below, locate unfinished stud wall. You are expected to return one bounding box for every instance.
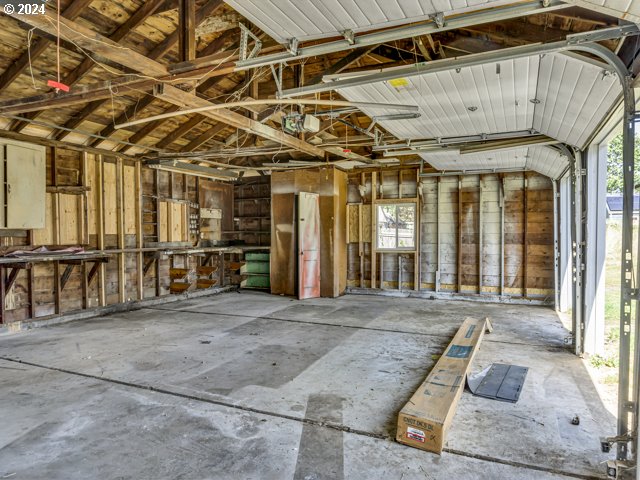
[346,167,555,300]
[0,146,235,324]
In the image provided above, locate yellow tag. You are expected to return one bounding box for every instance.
[388,78,409,88]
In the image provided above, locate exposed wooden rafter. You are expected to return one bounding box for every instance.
[55,0,225,141]
[0,0,94,95]
[11,0,175,133]
[178,0,197,62]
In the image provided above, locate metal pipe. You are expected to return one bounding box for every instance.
[280,28,639,98]
[236,0,570,71]
[373,129,541,151]
[114,99,419,130]
[436,178,441,292]
[479,177,484,294]
[500,176,505,296]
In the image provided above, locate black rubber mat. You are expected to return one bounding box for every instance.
[467,363,528,403]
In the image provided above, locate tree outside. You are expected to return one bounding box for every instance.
[606,133,640,192]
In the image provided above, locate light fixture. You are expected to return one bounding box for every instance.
[146,159,238,180]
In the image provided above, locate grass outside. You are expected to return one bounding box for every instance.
[589,220,638,409]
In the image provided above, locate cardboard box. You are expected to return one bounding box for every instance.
[396,317,492,454]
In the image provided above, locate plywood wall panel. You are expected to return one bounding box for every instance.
[347,168,555,298]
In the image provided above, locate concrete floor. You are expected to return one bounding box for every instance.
[0,291,615,479]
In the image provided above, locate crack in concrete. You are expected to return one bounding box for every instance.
[0,356,603,480]
[147,306,570,350]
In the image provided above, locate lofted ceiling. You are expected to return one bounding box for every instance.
[224,0,515,43]
[336,52,621,149]
[0,0,634,179]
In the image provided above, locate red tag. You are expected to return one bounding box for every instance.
[343,149,352,153]
[47,80,70,92]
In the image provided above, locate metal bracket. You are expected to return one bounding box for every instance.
[605,459,634,479]
[239,23,262,62]
[431,12,445,29]
[626,287,640,301]
[342,29,355,45]
[287,37,299,56]
[567,24,640,45]
[271,63,284,97]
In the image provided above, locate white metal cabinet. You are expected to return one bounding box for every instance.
[0,140,46,229]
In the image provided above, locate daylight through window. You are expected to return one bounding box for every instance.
[377,203,416,250]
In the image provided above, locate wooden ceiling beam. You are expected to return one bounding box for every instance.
[56,0,225,141]
[148,0,223,60]
[155,83,325,158]
[155,114,208,149]
[113,30,241,151]
[184,123,228,151]
[13,0,173,134]
[87,94,156,147]
[0,0,93,95]
[307,46,376,85]
[6,9,169,77]
[117,105,182,151]
[178,0,197,62]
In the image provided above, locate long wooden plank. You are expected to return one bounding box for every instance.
[14,0,173,134]
[155,84,326,158]
[8,9,169,78]
[178,0,197,62]
[0,0,93,94]
[117,29,241,151]
[61,0,225,143]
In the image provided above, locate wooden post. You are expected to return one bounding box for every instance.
[54,261,61,315]
[371,172,377,289]
[116,158,126,303]
[414,169,420,291]
[154,169,161,296]
[358,203,363,288]
[135,162,144,300]
[80,152,89,245]
[0,267,5,324]
[457,176,462,293]
[96,155,106,306]
[478,175,483,294]
[81,261,88,309]
[523,173,528,298]
[27,230,35,319]
[178,0,196,62]
[436,177,441,292]
[500,175,505,296]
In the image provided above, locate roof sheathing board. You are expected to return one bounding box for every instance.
[336,52,620,149]
[224,0,514,43]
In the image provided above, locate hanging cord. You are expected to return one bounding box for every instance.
[56,0,61,85]
[26,28,40,90]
